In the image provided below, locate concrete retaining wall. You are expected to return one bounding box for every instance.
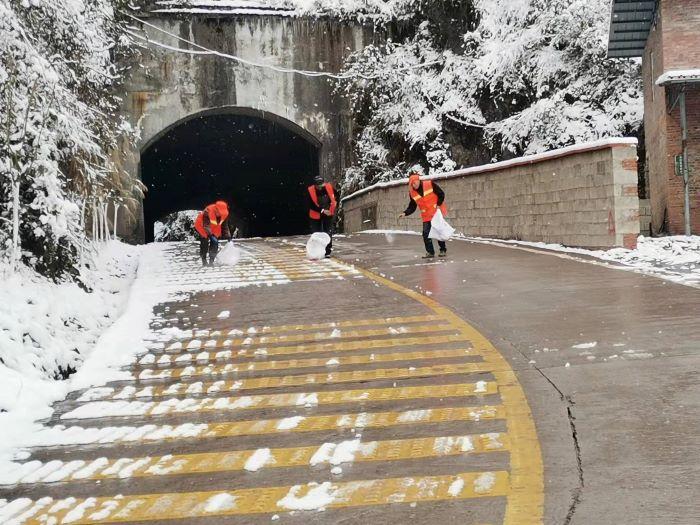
[343,139,641,249]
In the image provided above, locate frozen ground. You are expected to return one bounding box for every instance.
[362,231,700,288]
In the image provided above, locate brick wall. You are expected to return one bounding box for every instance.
[343,140,641,249]
[643,0,700,234]
[643,9,668,234]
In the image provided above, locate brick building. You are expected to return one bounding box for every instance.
[609,0,700,235]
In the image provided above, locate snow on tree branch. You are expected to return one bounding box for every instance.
[338,0,643,193]
[0,0,139,279]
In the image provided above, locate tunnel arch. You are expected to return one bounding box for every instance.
[140,107,321,242]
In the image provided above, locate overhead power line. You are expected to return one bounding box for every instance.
[121,10,444,81]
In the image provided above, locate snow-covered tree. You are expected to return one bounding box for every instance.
[338,0,643,192]
[0,0,142,279]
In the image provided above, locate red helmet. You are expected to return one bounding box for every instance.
[408,174,421,186]
[214,201,228,215]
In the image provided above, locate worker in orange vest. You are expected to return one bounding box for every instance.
[398,171,447,258]
[307,175,337,258]
[194,200,231,266]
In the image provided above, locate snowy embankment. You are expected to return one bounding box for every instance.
[0,242,138,407]
[0,242,193,471]
[362,231,700,287]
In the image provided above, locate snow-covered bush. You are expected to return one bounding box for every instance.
[338,0,643,192]
[0,0,142,279]
[154,210,200,242]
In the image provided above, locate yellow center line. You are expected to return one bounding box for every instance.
[17,471,509,523]
[136,347,475,380]
[104,362,498,400]
[15,432,509,484]
[65,381,498,420]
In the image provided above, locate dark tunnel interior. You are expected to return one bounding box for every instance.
[141,113,320,242]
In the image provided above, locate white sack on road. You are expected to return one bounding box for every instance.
[306,233,330,260]
[216,242,242,266]
[428,210,455,241]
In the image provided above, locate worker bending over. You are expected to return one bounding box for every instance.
[307,175,337,258]
[194,200,230,266]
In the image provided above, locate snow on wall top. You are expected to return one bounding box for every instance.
[145,0,403,18]
[342,137,639,203]
[149,0,296,15]
[656,69,700,86]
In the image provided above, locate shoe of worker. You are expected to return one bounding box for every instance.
[422,253,435,259]
[438,250,447,257]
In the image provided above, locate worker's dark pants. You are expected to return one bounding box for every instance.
[310,216,333,256]
[199,236,219,264]
[423,221,446,255]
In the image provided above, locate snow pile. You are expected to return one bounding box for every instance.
[339,0,642,193]
[0,241,140,409]
[154,210,199,242]
[471,235,700,287]
[597,236,700,285]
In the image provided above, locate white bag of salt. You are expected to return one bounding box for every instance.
[216,241,241,266]
[306,232,330,260]
[428,209,455,241]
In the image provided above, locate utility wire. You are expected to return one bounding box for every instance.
[121,10,444,81]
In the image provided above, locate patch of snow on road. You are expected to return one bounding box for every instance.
[277,416,304,430]
[203,493,237,513]
[217,310,230,319]
[473,472,496,494]
[310,439,362,466]
[448,478,464,497]
[474,380,488,393]
[296,393,319,407]
[572,342,597,349]
[398,409,432,422]
[277,482,336,511]
[244,448,274,472]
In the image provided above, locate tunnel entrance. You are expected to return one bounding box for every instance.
[141,110,320,242]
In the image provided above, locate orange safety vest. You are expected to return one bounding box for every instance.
[308,183,337,220]
[409,180,447,222]
[194,202,229,238]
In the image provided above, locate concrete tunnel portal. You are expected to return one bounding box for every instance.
[140,109,321,242]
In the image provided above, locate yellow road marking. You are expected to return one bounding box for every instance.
[158,323,457,353]
[18,471,509,523]
[65,382,498,419]
[161,333,471,359]
[110,362,495,400]
[354,267,544,524]
[137,347,474,379]
[152,315,440,341]
[16,433,508,484]
[52,406,505,447]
